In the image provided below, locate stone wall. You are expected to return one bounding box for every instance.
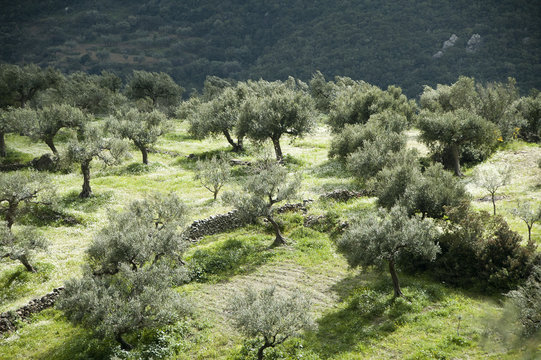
[0,287,64,334]
[0,200,314,333]
[183,210,245,240]
[184,200,313,240]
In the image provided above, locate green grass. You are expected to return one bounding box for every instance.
[1,124,540,359]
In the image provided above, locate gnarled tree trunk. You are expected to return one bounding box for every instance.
[0,131,6,157]
[450,144,463,177]
[44,136,58,155]
[267,215,286,247]
[223,130,244,152]
[80,160,92,198]
[271,136,283,162]
[136,143,148,164]
[116,333,133,351]
[388,259,403,297]
[18,254,36,272]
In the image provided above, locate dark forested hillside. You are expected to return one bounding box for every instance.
[1,0,540,96]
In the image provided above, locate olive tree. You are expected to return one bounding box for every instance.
[185,85,247,152]
[238,79,314,161]
[0,63,61,109]
[125,70,183,114]
[223,157,301,246]
[58,193,191,350]
[0,222,46,273]
[0,64,61,157]
[401,163,469,219]
[108,108,169,164]
[513,92,541,142]
[421,76,523,141]
[64,123,128,198]
[329,110,408,159]
[56,71,125,115]
[8,104,87,155]
[511,201,541,243]
[418,109,499,176]
[474,164,511,215]
[227,286,313,360]
[327,81,416,132]
[0,171,53,272]
[195,155,231,200]
[0,171,54,230]
[338,206,439,297]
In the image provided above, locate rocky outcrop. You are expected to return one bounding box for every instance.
[466,34,481,53]
[442,34,458,50]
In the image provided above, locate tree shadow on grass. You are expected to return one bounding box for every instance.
[18,204,82,227]
[0,262,54,306]
[174,148,234,170]
[186,229,279,284]
[308,159,349,179]
[59,191,113,213]
[95,162,162,177]
[306,272,446,358]
[35,312,116,360]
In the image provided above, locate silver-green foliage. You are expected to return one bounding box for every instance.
[474,163,511,215]
[185,85,247,152]
[223,157,300,246]
[327,80,416,132]
[58,193,191,350]
[0,170,55,229]
[59,262,190,350]
[64,122,128,197]
[0,222,47,272]
[7,103,88,155]
[238,78,315,161]
[125,70,183,114]
[108,108,169,164]
[506,266,541,337]
[329,110,408,160]
[338,206,439,297]
[418,108,499,176]
[510,201,541,243]
[227,286,313,360]
[195,155,231,200]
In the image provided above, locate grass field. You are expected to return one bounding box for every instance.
[1,121,540,359]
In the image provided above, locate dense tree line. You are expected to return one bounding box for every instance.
[1,0,540,97]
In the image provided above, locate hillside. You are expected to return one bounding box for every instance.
[0,122,540,359]
[1,0,540,96]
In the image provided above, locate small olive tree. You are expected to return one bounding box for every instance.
[338,206,439,297]
[107,108,169,164]
[58,193,191,350]
[474,164,511,215]
[511,201,541,243]
[1,222,46,272]
[224,157,300,246]
[227,286,313,360]
[0,171,54,230]
[195,155,231,200]
[64,123,128,198]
